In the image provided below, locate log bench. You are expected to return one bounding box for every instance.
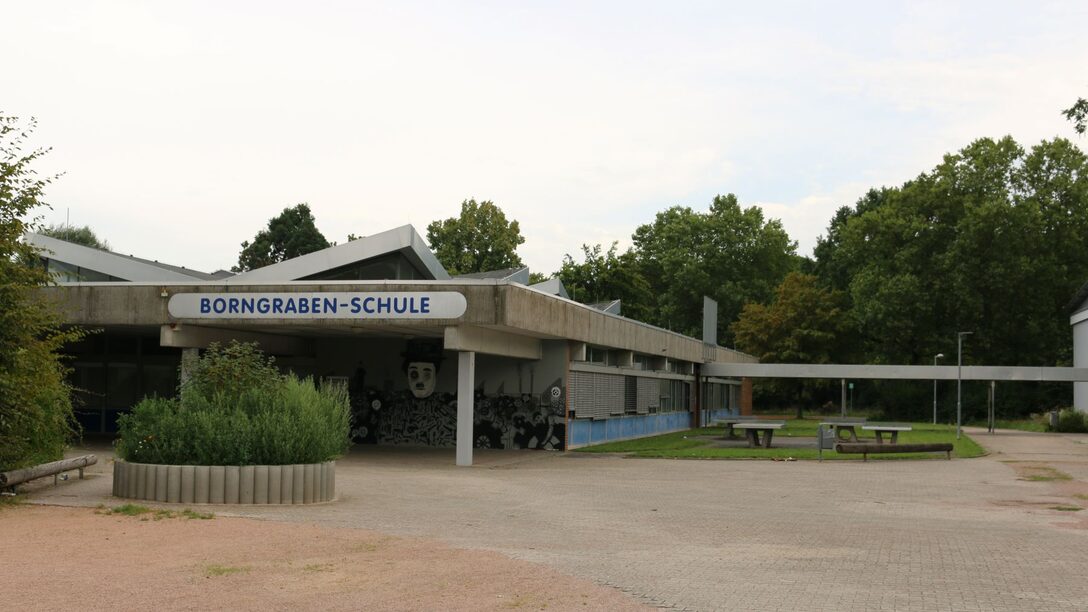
[0,455,98,492]
[834,443,952,461]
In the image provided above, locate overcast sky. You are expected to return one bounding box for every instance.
[6,1,1087,275]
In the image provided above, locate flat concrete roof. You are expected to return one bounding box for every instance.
[41,280,756,365]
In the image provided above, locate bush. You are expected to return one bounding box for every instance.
[1052,409,1088,434]
[116,342,351,465]
[0,113,86,472]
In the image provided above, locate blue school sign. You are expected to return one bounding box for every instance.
[167,292,468,320]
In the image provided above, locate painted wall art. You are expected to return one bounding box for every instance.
[349,381,565,450]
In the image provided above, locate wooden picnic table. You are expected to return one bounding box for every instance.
[818,417,867,442]
[733,421,785,448]
[861,422,912,444]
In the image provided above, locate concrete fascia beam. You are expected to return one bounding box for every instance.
[160,324,312,355]
[443,326,541,360]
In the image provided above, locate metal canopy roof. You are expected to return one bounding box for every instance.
[703,362,1088,382]
[25,233,219,282]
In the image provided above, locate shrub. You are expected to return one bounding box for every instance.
[0,113,86,472]
[1052,409,1088,434]
[116,342,351,465]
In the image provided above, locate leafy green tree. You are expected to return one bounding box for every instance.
[812,136,1088,418]
[233,203,330,272]
[1064,98,1087,135]
[630,194,797,344]
[558,242,653,321]
[732,273,853,416]
[39,224,109,249]
[426,199,525,275]
[0,114,84,471]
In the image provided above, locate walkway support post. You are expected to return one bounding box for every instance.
[957,331,972,440]
[933,353,944,425]
[841,379,846,417]
[456,351,475,467]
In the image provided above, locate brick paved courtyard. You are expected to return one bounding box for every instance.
[33,428,1088,611]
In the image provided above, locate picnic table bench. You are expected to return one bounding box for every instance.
[733,421,786,448]
[861,422,912,444]
[818,417,867,442]
[712,415,759,439]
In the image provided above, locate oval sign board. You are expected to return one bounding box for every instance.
[168,292,468,320]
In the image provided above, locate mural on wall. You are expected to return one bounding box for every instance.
[403,338,443,399]
[349,376,566,450]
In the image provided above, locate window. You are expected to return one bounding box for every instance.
[658,379,690,411]
[585,346,609,364]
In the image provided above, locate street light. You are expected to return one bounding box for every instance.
[957,332,973,440]
[933,353,944,425]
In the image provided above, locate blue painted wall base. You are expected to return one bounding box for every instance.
[567,411,693,448]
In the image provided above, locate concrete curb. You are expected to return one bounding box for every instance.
[112,460,336,504]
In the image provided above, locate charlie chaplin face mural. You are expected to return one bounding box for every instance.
[402,338,444,399]
[407,362,436,398]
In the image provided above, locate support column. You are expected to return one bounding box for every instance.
[456,351,475,467]
[740,378,753,416]
[179,347,200,386]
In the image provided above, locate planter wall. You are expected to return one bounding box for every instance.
[113,460,335,504]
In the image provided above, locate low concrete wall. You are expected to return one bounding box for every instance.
[112,460,335,504]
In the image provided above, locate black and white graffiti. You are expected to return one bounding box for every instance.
[350,385,565,450]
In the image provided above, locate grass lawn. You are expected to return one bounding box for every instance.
[575,419,986,460]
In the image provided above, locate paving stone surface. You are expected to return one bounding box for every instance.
[33,428,1088,611]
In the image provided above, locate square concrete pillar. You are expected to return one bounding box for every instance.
[457,351,475,467]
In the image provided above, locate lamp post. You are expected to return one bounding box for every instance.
[933,353,944,425]
[957,332,973,440]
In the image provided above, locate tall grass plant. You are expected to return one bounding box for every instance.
[116,343,350,465]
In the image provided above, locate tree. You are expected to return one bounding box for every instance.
[732,273,853,416]
[233,203,330,272]
[39,224,109,249]
[0,114,84,471]
[630,194,798,344]
[557,242,653,322]
[426,199,525,275]
[812,136,1088,418]
[1064,98,1088,135]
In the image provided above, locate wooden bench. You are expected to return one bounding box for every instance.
[861,422,912,444]
[834,443,952,461]
[0,455,97,492]
[713,416,759,439]
[733,421,786,448]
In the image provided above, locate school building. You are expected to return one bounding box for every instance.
[29,225,755,465]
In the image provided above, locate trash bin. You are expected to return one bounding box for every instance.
[1050,410,1060,430]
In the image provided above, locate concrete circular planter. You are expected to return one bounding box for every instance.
[112,460,336,504]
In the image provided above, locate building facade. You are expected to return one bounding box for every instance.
[30,226,756,464]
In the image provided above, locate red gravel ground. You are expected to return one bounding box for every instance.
[1,504,647,611]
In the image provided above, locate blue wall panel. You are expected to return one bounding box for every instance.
[568,411,693,449]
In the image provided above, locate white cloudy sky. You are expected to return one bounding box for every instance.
[6,1,1087,274]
